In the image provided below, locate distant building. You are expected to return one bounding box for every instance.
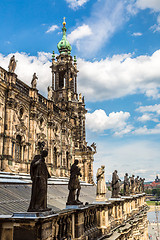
[155,175,160,183]
[145,175,160,190]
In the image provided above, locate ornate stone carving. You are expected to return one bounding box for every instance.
[124,173,130,196]
[111,170,121,198]
[91,142,96,152]
[8,55,16,73]
[130,174,135,194]
[31,73,38,89]
[48,86,53,100]
[66,160,83,205]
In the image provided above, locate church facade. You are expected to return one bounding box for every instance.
[0,20,95,183]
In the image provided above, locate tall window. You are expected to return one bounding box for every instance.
[15,135,22,162]
[59,71,65,88]
[53,147,57,167]
[66,151,69,169]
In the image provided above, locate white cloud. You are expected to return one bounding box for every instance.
[67,24,92,44]
[136,104,160,114]
[0,52,52,97]
[65,0,89,9]
[78,49,160,101]
[46,25,59,33]
[69,0,136,56]
[86,109,130,133]
[136,104,160,123]
[132,32,142,36]
[133,124,160,135]
[137,114,153,122]
[114,124,134,136]
[136,1,160,32]
[136,0,160,12]
[150,15,160,32]
[93,139,160,181]
[1,50,160,104]
[145,88,160,99]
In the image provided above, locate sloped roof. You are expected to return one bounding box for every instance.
[0,172,111,215]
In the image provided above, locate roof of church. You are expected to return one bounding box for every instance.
[0,172,111,216]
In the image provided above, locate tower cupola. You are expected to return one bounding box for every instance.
[57,18,72,55]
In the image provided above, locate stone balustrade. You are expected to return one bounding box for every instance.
[0,193,148,240]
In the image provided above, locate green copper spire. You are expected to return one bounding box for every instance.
[57,18,72,55]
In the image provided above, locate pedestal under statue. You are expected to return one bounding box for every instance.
[28,150,51,212]
[66,160,83,205]
[96,165,107,201]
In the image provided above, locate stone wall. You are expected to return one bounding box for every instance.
[0,194,148,240]
[0,66,94,183]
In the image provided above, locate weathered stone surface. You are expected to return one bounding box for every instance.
[0,47,94,184]
[96,165,107,201]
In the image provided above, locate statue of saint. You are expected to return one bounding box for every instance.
[139,177,143,193]
[66,160,83,205]
[142,178,145,192]
[31,73,38,89]
[135,176,139,193]
[8,55,16,73]
[48,86,53,100]
[124,173,130,196]
[28,150,51,212]
[111,170,121,198]
[130,175,135,194]
[68,90,71,101]
[96,165,106,201]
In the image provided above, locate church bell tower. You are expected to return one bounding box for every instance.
[51,18,78,104]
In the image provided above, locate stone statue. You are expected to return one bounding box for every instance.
[8,55,16,73]
[139,177,143,193]
[66,160,83,205]
[91,142,97,152]
[142,178,145,192]
[48,86,53,100]
[130,174,135,194]
[28,150,51,212]
[96,165,106,201]
[135,176,139,193]
[79,93,82,102]
[111,170,121,198]
[31,73,38,89]
[68,90,71,101]
[124,173,130,196]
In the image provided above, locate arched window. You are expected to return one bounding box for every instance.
[15,135,22,162]
[19,107,24,119]
[59,71,65,88]
[66,151,69,169]
[53,147,57,168]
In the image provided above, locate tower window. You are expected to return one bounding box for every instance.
[19,107,24,118]
[59,71,65,88]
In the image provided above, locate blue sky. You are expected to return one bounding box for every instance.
[1,0,160,181]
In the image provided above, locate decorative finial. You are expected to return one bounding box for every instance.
[74,56,77,63]
[52,51,55,59]
[63,17,66,27]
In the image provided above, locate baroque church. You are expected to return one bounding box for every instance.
[0,19,95,183]
[0,20,149,240]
